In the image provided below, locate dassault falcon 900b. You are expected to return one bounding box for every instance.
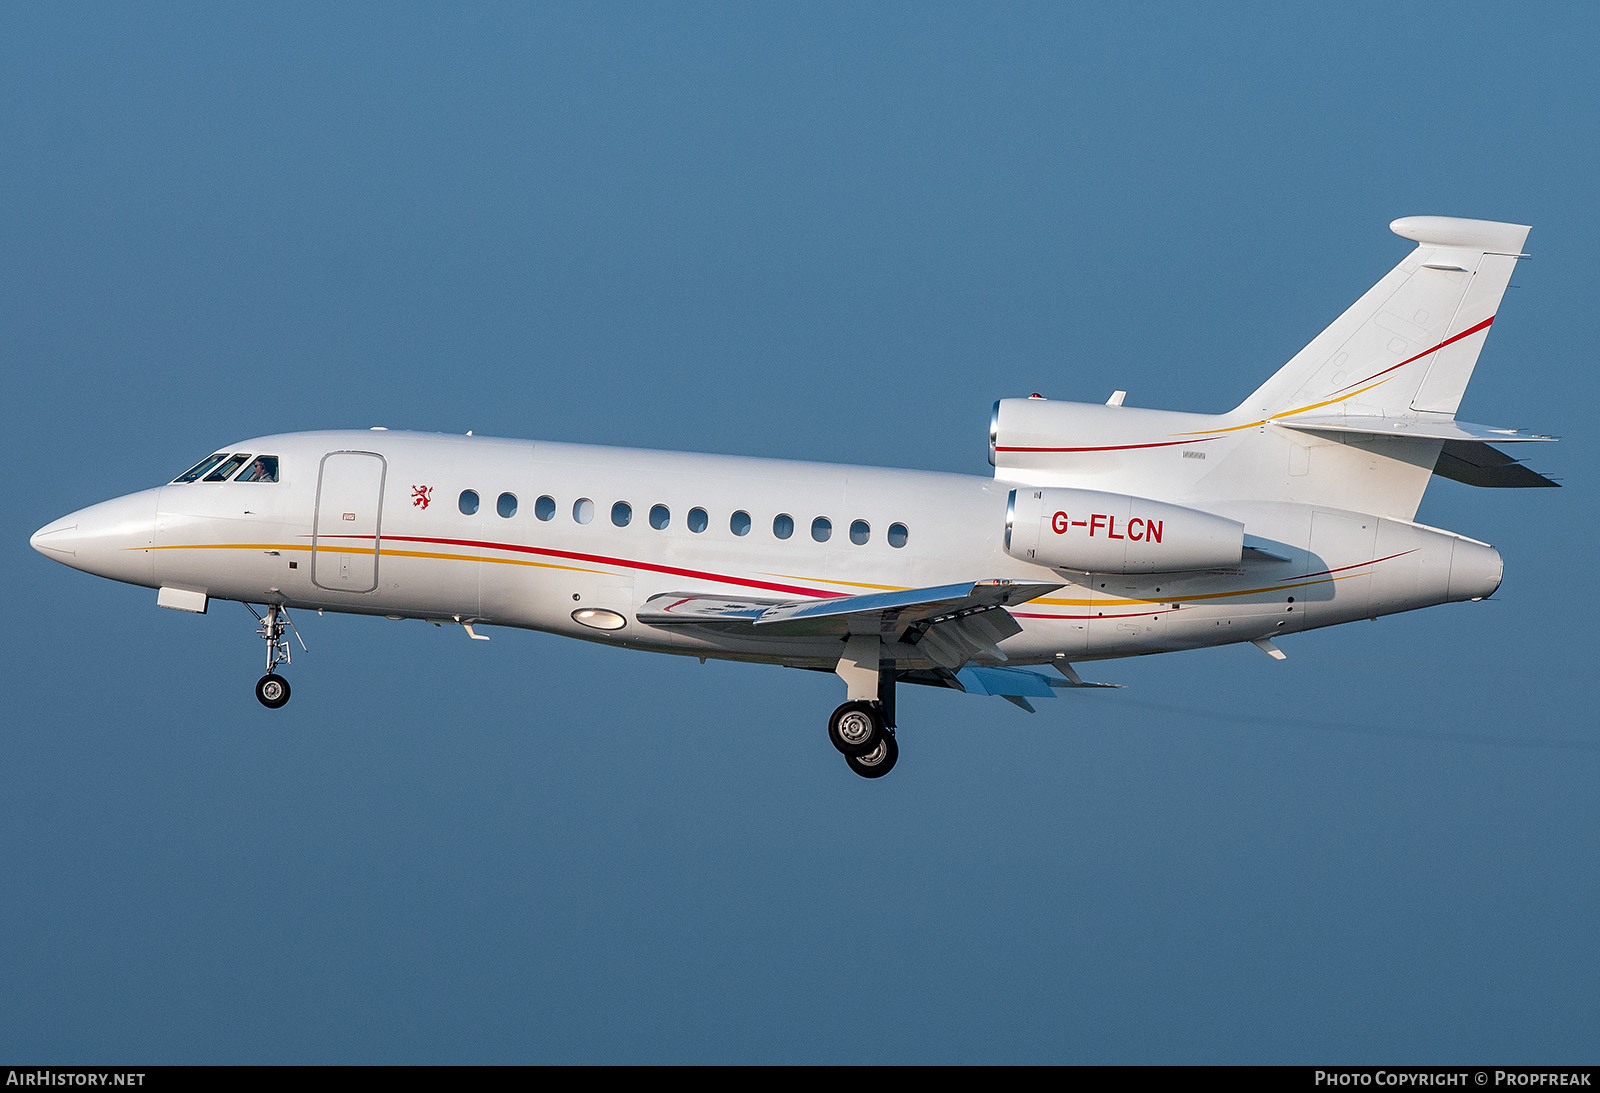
[31,216,1558,778]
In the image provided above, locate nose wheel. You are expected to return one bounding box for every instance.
[255,673,291,709]
[247,603,304,708]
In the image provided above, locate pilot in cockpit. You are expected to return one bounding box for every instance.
[240,456,278,483]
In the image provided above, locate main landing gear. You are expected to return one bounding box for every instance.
[828,701,898,778]
[247,603,303,709]
[831,635,899,779]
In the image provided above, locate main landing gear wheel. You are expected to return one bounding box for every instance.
[845,731,898,779]
[828,701,884,757]
[256,673,291,709]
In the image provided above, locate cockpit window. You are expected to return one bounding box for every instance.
[203,454,252,482]
[236,455,279,482]
[173,453,229,483]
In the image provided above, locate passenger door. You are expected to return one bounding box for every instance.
[313,451,386,593]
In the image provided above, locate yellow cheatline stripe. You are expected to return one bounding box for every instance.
[142,543,1371,607]
[1172,379,1390,437]
[759,572,908,592]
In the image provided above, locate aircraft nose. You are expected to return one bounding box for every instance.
[30,515,82,558]
[1449,537,1504,602]
[30,489,161,586]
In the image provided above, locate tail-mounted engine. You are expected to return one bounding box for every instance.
[1005,487,1244,574]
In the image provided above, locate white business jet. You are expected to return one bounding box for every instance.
[31,216,1558,777]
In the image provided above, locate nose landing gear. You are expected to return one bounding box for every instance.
[247,603,303,709]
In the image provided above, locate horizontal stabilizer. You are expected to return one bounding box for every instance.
[1276,415,1557,444]
[1434,441,1560,488]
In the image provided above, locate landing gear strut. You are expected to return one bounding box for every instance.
[247,603,303,709]
[832,634,899,779]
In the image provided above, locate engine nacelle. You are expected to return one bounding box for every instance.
[1005,488,1244,573]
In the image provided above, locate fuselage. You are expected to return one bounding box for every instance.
[31,428,1504,673]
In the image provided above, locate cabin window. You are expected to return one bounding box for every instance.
[730,510,751,536]
[773,514,794,540]
[203,454,251,482]
[497,492,517,518]
[574,498,594,524]
[688,507,709,533]
[888,522,909,548]
[237,455,278,482]
[612,501,632,527]
[173,453,228,483]
[811,517,832,543]
[459,490,480,515]
[535,495,556,521]
[850,519,869,545]
[649,504,670,530]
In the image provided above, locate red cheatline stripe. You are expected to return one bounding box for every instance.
[324,533,850,600]
[1012,610,1167,621]
[1293,549,1414,581]
[306,540,1414,614]
[1330,315,1495,395]
[994,436,1225,454]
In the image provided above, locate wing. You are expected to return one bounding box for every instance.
[638,579,1125,710]
[638,579,1061,662]
[899,662,1123,713]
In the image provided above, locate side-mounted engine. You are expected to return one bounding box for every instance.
[1005,487,1244,574]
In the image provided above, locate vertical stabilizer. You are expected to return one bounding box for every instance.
[1236,216,1529,421]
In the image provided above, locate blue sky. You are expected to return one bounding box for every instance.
[4,3,1596,1063]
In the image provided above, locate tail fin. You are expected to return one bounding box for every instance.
[1236,216,1529,420]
